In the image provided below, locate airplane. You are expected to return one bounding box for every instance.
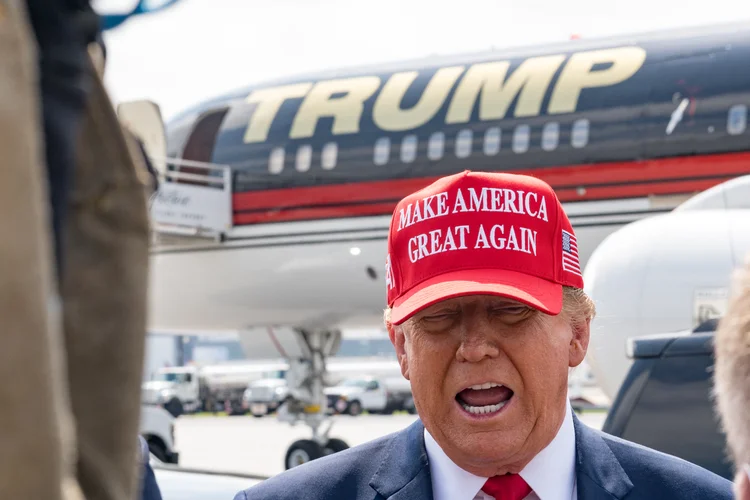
[583,175,750,401]
[125,20,750,468]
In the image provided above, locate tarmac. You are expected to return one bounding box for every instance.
[174,409,609,478]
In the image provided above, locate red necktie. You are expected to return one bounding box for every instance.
[481,474,532,500]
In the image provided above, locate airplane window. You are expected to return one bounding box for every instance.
[296,145,312,172]
[542,122,560,151]
[483,127,501,156]
[428,132,445,161]
[455,129,473,158]
[373,137,390,165]
[571,119,589,148]
[321,142,338,170]
[727,105,747,136]
[401,134,418,163]
[512,125,530,154]
[268,147,285,174]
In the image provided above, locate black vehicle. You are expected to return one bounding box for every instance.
[601,319,733,480]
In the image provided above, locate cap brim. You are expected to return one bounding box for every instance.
[390,268,562,325]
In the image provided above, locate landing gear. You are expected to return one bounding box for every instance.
[285,440,323,469]
[323,438,349,455]
[275,328,351,469]
[284,437,351,468]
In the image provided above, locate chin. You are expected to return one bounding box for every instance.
[447,430,528,475]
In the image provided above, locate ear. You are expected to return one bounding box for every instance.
[568,316,590,368]
[387,322,410,380]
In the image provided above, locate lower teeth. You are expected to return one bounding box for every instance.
[461,400,507,415]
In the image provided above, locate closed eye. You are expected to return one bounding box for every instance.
[490,305,534,322]
[493,306,530,315]
[421,311,458,322]
[414,308,461,329]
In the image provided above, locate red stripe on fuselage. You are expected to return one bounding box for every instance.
[231,151,750,225]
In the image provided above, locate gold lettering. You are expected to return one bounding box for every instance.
[373,66,465,131]
[446,55,565,123]
[548,47,646,114]
[243,83,313,143]
[290,76,381,139]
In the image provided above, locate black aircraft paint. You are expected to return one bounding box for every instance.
[165,22,750,197]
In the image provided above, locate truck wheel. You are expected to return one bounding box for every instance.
[323,438,349,455]
[285,439,324,469]
[227,400,246,416]
[146,437,168,463]
[164,398,184,418]
[347,400,362,416]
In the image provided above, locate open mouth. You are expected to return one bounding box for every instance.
[455,382,514,417]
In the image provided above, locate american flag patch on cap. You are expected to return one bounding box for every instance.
[561,230,581,276]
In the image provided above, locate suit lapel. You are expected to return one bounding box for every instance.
[369,419,433,500]
[368,413,633,500]
[572,413,634,500]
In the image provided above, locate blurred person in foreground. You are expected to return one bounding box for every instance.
[714,257,750,499]
[0,1,152,499]
[236,171,732,500]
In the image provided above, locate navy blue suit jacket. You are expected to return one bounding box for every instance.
[233,414,732,499]
[138,436,163,500]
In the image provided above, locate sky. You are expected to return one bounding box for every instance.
[95,0,750,122]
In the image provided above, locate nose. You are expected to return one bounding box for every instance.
[455,320,501,363]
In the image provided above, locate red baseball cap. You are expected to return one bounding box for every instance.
[385,171,584,325]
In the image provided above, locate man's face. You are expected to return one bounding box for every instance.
[388,294,589,477]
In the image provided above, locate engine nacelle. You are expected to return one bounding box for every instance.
[585,207,750,400]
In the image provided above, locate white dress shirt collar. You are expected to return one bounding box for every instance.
[424,401,577,500]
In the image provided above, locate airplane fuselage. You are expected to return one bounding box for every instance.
[149,22,750,334]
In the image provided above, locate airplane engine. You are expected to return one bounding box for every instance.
[585,176,750,400]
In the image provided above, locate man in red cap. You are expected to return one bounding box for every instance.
[235,171,731,500]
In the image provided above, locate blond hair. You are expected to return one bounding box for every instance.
[713,258,750,467]
[383,286,596,327]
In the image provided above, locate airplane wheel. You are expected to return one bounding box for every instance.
[285,439,324,469]
[323,438,349,455]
